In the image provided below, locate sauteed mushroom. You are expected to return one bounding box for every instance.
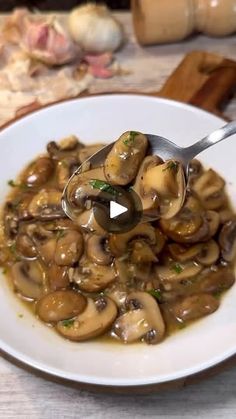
[167,294,219,323]
[57,296,117,341]
[86,234,112,265]
[219,218,236,262]
[104,131,148,185]
[47,135,82,160]
[21,157,54,187]
[1,130,236,346]
[168,240,220,266]
[78,143,105,163]
[109,223,156,257]
[113,292,165,344]
[28,189,65,220]
[142,159,185,219]
[37,290,87,323]
[133,156,162,218]
[70,259,116,292]
[192,168,226,210]
[11,260,45,300]
[48,264,70,291]
[54,230,83,266]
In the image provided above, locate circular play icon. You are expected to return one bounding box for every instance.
[92,183,142,233]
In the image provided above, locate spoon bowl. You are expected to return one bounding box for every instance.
[62,121,236,222]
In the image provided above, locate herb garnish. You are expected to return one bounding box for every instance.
[213,291,222,300]
[89,179,117,196]
[7,179,28,190]
[9,243,21,261]
[2,267,8,275]
[18,314,23,318]
[61,319,75,328]
[56,229,66,240]
[178,322,186,330]
[163,161,179,172]
[123,131,139,146]
[147,289,162,302]
[171,263,183,274]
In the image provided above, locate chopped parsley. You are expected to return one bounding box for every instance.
[9,243,21,261]
[213,291,222,300]
[171,263,183,274]
[147,289,162,302]
[8,179,18,187]
[89,179,117,196]
[2,267,8,275]
[56,229,66,240]
[61,319,75,328]
[7,179,28,190]
[18,313,23,318]
[178,322,186,330]
[163,161,179,172]
[123,131,139,146]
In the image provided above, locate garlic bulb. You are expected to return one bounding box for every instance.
[68,4,124,53]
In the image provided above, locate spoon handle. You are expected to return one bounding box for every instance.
[183,120,236,162]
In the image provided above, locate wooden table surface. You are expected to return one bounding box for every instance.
[1,12,236,419]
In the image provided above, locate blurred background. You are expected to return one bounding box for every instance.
[0,0,130,11]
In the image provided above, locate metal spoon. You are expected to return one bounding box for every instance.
[62,120,236,220]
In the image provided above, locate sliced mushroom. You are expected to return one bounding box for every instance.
[37,290,87,323]
[159,195,208,244]
[86,234,112,265]
[104,131,148,185]
[168,243,202,263]
[168,240,220,266]
[28,189,65,220]
[56,296,117,341]
[55,156,79,191]
[196,240,220,265]
[15,233,37,259]
[130,240,157,263]
[153,228,167,255]
[205,210,220,239]
[188,159,203,180]
[132,156,162,218]
[168,294,219,323]
[64,167,107,222]
[113,292,165,344]
[48,264,70,291]
[109,223,156,257]
[197,267,235,294]
[76,209,106,234]
[21,157,54,187]
[70,259,116,292]
[142,159,186,219]
[219,218,236,262]
[37,237,57,265]
[54,230,83,266]
[11,260,45,300]
[47,135,82,160]
[191,168,225,210]
[156,262,202,288]
[78,143,105,163]
[106,283,129,308]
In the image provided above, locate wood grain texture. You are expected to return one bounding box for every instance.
[1,12,236,419]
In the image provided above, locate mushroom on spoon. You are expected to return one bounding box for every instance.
[62,121,236,224]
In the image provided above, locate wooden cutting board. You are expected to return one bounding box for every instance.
[155,50,236,118]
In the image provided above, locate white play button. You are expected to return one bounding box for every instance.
[110,201,128,219]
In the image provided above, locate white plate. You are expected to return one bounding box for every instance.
[0,94,236,387]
